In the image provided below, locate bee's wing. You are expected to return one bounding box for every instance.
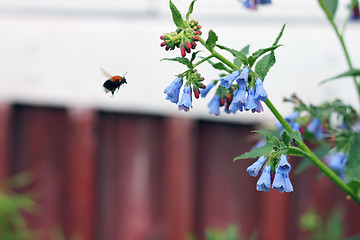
[100,67,113,78]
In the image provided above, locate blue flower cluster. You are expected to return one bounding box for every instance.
[204,68,268,116]
[247,154,293,193]
[350,2,360,20]
[306,117,324,140]
[241,0,272,10]
[325,151,348,180]
[164,77,193,112]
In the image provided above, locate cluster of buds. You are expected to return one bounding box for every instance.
[164,69,206,112]
[189,20,202,35]
[190,69,206,99]
[160,20,202,57]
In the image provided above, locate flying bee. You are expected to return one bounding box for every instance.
[100,68,127,95]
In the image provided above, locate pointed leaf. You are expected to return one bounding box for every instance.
[206,30,218,50]
[320,0,338,19]
[234,142,273,160]
[345,133,360,182]
[248,45,281,67]
[234,58,242,68]
[240,44,250,55]
[289,131,303,143]
[190,51,201,62]
[161,57,190,66]
[186,0,196,21]
[169,0,185,29]
[216,44,248,66]
[282,131,291,147]
[287,146,308,157]
[253,130,280,148]
[273,24,286,46]
[319,69,360,85]
[255,52,276,79]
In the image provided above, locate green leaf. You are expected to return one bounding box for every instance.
[234,58,243,68]
[282,131,291,147]
[240,44,250,55]
[288,131,303,143]
[248,45,281,67]
[273,24,286,46]
[190,51,201,62]
[206,30,218,50]
[319,69,360,85]
[287,146,308,157]
[320,0,338,19]
[234,142,273,160]
[216,44,248,66]
[169,0,185,29]
[161,57,190,66]
[347,180,360,195]
[253,130,280,148]
[186,0,196,21]
[345,133,360,182]
[255,52,276,79]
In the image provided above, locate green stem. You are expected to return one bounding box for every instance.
[198,37,238,70]
[265,98,360,204]
[198,34,360,204]
[193,55,214,68]
[317,0,360,103]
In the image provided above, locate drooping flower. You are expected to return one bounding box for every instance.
[272,164,293,193]
[233,80,247,104]
[282,173,293,192]
[239,67,249,82]
[307,118,324,140]
[229,99,245,112]
[245,87,257,112]
[255,98,264,113]
[272,168,285,192]
[254,78,268,101]
[256,165,271,192]
[178,85,192,112]
[208,94,221,116]
[247,156,267,177]
[164,77,182,103]
[200,82,216,97]
[220,70,240,89]
[277,154,291,174]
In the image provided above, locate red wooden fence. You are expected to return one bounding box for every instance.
[0,103,359,240]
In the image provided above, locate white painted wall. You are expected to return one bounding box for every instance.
[0,0,359,124]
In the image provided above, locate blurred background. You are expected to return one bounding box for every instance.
[1,0,360,239]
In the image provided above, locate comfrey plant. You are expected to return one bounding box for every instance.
[161,0,360,204]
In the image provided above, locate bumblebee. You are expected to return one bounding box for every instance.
[100,68,127,95]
